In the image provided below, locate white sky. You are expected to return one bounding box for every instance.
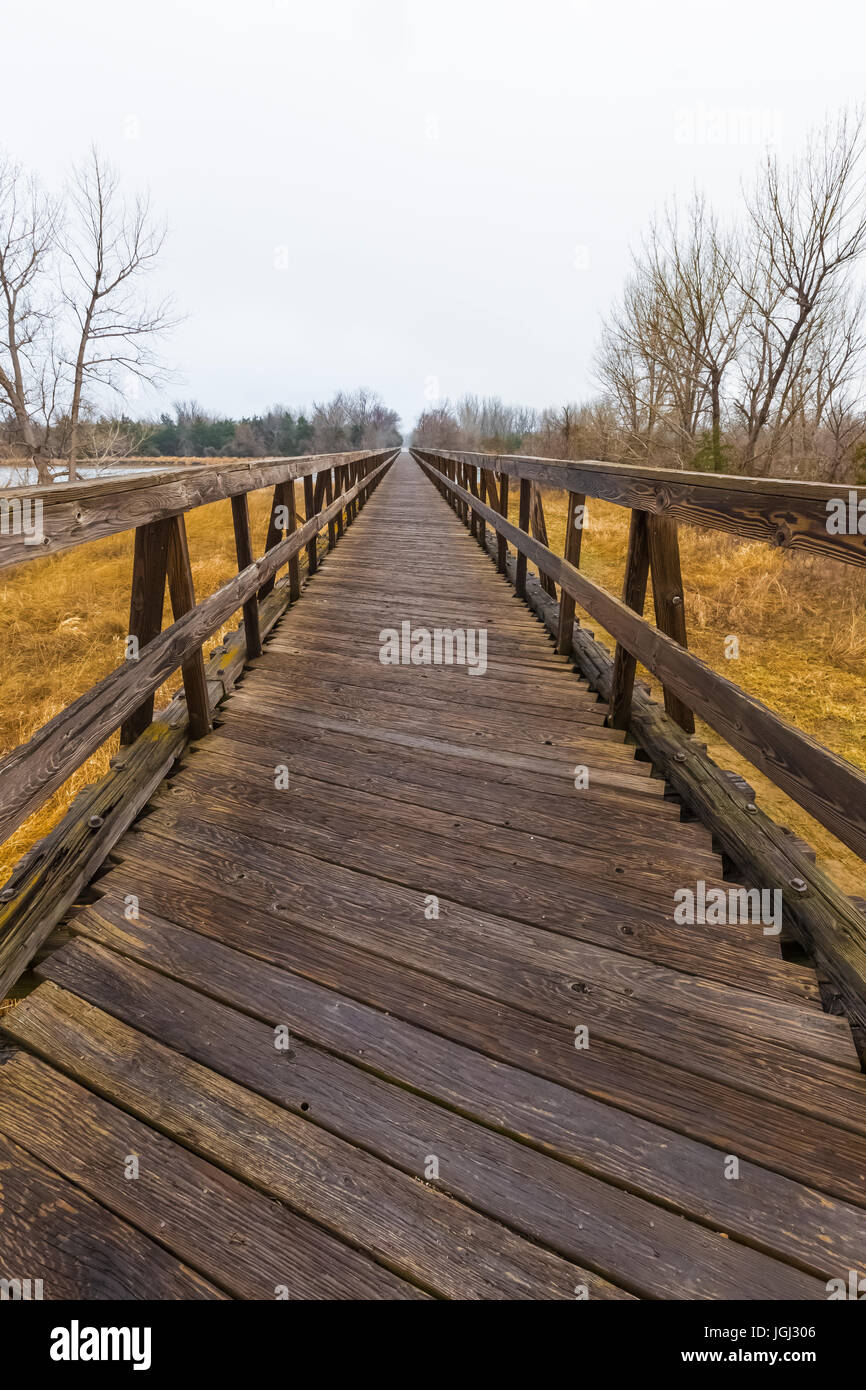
[4,0,866,434]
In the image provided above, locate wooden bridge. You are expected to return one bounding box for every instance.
[1,446,865,1300]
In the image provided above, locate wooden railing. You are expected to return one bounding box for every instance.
[0,447,397,995]
[412,446,866,1042]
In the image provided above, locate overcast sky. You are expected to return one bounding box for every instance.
[5,0,866,434]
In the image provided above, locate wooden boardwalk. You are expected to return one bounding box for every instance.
[2,452,866,1299]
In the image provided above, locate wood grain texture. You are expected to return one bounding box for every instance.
[0,1118,224,1300]
[2,985,630,1301]
[416,447,866,567]
[0,449,396,572]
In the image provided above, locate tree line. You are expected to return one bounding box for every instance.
[135,389,401,459]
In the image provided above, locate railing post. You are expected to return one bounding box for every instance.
[515,478,531,598]
[467,465,481,539]
[120,517,173,745]
[258,480,297,602]
[165,514,212,741]
[335,466,346,539]
[230,494,262,660]
[530,485,557,600]
[326,470,337,548]
[496,472,509,573]
[647,514,695,734]
[303,474,318,573]
[284,479,301,602]
[556,490,586,654]
[348,463,358,522]
[609,508,650,730]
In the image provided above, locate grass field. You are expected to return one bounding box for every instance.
[1,471,864,898]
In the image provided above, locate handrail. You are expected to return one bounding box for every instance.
[0,449,390,572]
[412,448,866,861]
[428,448,866,567]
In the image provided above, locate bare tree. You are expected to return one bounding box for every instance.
[595,268,671,462]
[733,109,866,472]
[0,154,58,481]
[412,403,461,447]
[645,194,745,471]
[60,147,174,480]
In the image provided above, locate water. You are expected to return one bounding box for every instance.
[0,463,154,489]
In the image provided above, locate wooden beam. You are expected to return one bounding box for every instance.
[119,518,172,746]
[556,490,585,654]
[303,475,318,574]
[258,481,292,602]
[609,510,650,730]
[496,473,509,574]
[230,494,262,660]
[166,515,212,742]
[515,478,531,598]
[285,480,301,602]
[529,485,557,599]
[647,514,695,734]
[326,471,337,549]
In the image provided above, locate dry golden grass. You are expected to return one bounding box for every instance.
[535,490,866,895]
[1,469,864,901]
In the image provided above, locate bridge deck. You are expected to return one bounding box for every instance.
[2,453,866,1299]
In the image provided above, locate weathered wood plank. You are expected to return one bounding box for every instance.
[32,940,828,1299]
[0,1048,425,1300]
[72,894,866,1201]
[0,1117,225,1299]
[40,933,866,1285]
[1,984,630,1300]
